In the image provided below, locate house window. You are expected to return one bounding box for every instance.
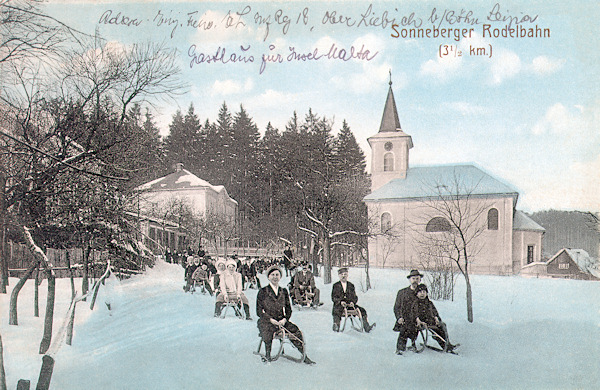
[381,213,392,233]
[383,152,394,172]
[558,263,570,270]
[487,208,499,230]
[426,217,451,232]
[527,245,534,264]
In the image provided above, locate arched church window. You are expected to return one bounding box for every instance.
[426,217,451,232]
[383,152,394,171]
[381,212,392,233]
[487,208,499,230]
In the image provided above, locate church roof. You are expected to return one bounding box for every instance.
[364,163,519,202]
[379,83,402,132]
[513,210,545,232]
[136,168,229,197]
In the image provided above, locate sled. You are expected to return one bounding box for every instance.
[293,287,316,309]
[340,303,364,332]
[416,323,458,354]
[253,325,306,364]
[220,295,245,319]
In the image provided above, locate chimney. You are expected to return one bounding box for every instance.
[173,163,184,172]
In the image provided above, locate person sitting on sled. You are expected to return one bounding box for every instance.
[214,259,252,320]
[412,283,456,352]
[256,265,315,364]
[192,262,213,296]
[293,262,321,307]
[331,267,375,332]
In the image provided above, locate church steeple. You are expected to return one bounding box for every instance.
[379,76,402,132]
[368,75,413,192]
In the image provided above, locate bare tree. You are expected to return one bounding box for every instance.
[412,172,490,323]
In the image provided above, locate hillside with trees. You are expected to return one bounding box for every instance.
[528,210,599,260]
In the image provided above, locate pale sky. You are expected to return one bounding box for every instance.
[44,0,600,213]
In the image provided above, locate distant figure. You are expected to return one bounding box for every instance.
[283,245,293,276]
[293,262,321,307]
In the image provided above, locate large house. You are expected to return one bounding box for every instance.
[363,81,545,275]
[134,163,238,254]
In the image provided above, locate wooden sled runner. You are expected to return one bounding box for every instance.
[253,325,306,363]
[340,303,364,332]
[415,323,459,354]
[220,295,245,319]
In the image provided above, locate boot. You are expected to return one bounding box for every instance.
[362,318,375,333]
[265,342,272,362]
[332,322,340,332]
[214,302,223,317]
[243,303,253,320]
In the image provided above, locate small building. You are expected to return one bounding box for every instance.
[546,248,599,280]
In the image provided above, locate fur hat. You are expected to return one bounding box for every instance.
[407,269,424,279]
[266,265,282,277]
[226,259,237,269]
[215,259,226,272]
[415,283,428,293]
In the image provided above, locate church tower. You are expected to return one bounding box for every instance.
[368,77,413,192]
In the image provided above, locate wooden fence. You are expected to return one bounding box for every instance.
[5,241,110,279]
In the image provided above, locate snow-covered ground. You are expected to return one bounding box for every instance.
[2,261,599,390]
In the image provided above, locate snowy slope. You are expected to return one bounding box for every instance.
[1,261,599,390]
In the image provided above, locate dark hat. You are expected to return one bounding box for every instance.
[415,283,428,293]
[266,265,282,277]
[338,267,349,274]
[407,269,424,278]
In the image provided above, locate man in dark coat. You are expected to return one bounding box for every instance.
[331,268,375,332]
[256,265,315,364]
[393,269,423,354]
[293,263,321,307]
[282,245,293,276]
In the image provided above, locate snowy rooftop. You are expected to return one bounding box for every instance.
[364,163,519,202]
[513,210,546,232]
[136,169,224,193]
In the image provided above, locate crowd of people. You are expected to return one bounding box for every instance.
[174,244,455,365]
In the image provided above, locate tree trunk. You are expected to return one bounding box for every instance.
[465,272,473,323]
[0,169,7,294]
[9,260,40,325]
[323,234,331,284]
[82,246,90,301]
[38,275,55,354]
[67,250,75,300]
[34,265,39,317]
[364,246,371,291]
[35,355,54,390]
[66,303,76,346]
[0,333,7,390]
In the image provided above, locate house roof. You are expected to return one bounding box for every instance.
[379,82,402,132]
[364,163,519,202]
[513,210,546,232]
[564,249,599,278]
[136,169,228,197]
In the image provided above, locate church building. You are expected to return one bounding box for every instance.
[363,81,545,275]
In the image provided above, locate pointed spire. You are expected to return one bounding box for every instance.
[379,72,402,132]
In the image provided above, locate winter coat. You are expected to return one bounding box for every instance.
[294,270,315,289]
[192,267,209,282]
[256,284,292,323]
[331,281,358,314]
[412,297,441,326]
[393,286,418,332]
[219,271,243,297]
